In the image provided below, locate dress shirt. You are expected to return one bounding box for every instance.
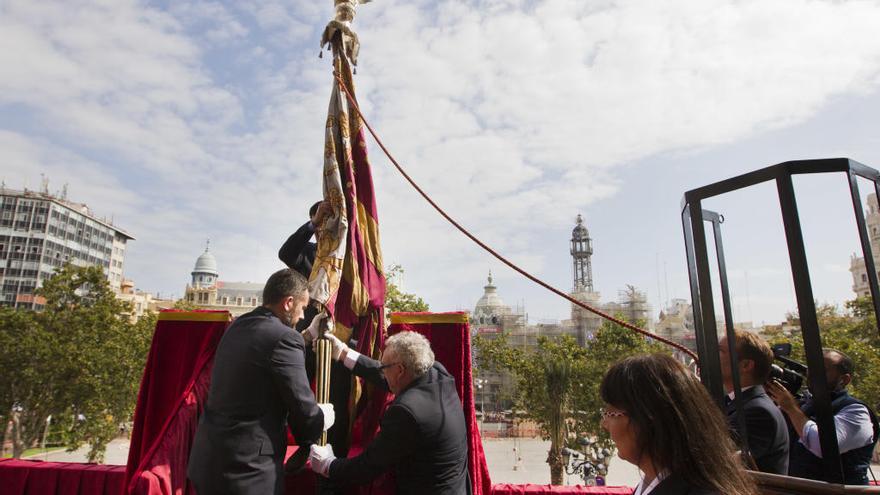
[727,385,755,401]
[800,403,874,456]
[634,471,667,495]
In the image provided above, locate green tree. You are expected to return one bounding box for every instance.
[477,333,588,484]
[385,264,429,312]
[476,316,663,484]
[0,306,53,458]
[173,298,199,311]
[773,299,880,409]
[0,265,153,462]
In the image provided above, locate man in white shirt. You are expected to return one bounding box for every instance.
[766,348,878,485]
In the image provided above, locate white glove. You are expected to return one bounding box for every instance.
[317,403,335,431]
[312,333,349,361]
[325,333,348,361]
[309,443,336,477]
[302,314,326,345]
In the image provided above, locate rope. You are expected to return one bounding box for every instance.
[333,71,699,364]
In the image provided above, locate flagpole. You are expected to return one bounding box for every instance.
[315,317,332,446]
[313,0,371,451]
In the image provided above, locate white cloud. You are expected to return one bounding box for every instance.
[2,0,880,319]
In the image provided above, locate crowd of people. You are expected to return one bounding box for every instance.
[184,200,878,495]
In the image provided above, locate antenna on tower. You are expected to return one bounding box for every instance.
[40,174,49,194]
[61,183,68,200]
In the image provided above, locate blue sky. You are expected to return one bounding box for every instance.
[3,0,880,326]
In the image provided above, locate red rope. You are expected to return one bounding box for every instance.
[333,71,699,364]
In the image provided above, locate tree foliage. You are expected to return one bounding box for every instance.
[384,264,429,313]
[771,298,880,409]
[0,265,153,462]
[172,298,199,311]
[475,316,664,484]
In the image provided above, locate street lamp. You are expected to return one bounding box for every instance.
[474,377,487,431]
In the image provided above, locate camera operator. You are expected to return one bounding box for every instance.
[766,348,879,485]
[719,331,790,474]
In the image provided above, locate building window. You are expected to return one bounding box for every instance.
[863,274,868,282]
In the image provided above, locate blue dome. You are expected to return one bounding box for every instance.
[192,247,218,276]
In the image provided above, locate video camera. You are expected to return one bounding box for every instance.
[768,343,807,396]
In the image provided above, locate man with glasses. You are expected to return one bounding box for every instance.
[308,331,471,495]
[767,348,879,485]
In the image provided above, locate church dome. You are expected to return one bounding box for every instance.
[473,271,512,324]
[475,273,505,310]
[193,246,219,276]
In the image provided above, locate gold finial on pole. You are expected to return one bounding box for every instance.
[321,0,371,65]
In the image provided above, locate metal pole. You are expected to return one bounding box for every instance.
[683,200,725,403]
[705,210,751,460]
[776,174,844,483]
[849,172,880,326]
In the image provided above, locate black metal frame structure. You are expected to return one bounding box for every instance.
[681,158,880,483]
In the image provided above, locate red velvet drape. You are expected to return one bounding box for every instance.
[0,459,127,495]
[490,485,633,494]
[388,311,493,495]
[123,310,230,495]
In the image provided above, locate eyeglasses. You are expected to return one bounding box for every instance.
[378,362,401,374]
[600,408,627,420]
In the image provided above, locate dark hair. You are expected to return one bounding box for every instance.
[824,348,854,375]
[262,268,309,305]
[733,330,773,382]
[601,354,756,495]
[309,201,322,218]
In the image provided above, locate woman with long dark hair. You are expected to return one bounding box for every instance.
[600,353,757,495]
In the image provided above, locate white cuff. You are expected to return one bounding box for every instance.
[317,403,335,431]
[342,348,361,370]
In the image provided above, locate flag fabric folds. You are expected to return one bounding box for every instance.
[309,32,388,481]
[310,35,385,352]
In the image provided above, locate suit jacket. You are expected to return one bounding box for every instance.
[725,385,789,474]
[648,473,718,495]
[328,356,471,495]
[187,307,324,495]
[278,221,319,332]
[279,221,317,280]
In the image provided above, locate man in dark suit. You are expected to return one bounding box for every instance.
[308,331,471,495]
[187,268,335,495]
[277,201,354,470]
[719,330,789,474]
[278,201,324,300]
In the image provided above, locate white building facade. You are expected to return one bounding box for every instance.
[0,187,133,309]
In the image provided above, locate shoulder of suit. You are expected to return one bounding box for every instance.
[656,473,718,495]
[385,401,418,424]
[239,310,301,344]
[432,361,453,376]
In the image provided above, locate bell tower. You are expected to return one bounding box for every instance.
[570,214,593,291]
